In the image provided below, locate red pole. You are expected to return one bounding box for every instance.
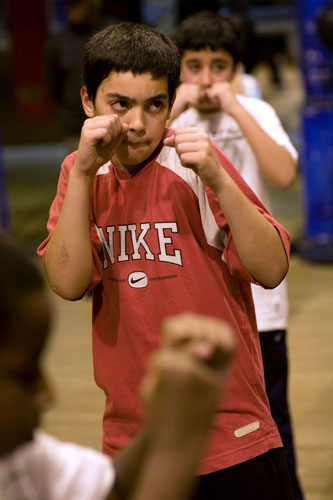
[7,0,54,117]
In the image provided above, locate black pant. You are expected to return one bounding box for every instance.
[259,330,304,500]
[192,448,293,500]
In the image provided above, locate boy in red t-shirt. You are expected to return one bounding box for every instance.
[38,22,293,499]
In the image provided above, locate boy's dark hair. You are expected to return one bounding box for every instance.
[0,232,45,342]
[82,22,181,104]
[173,10,242,65]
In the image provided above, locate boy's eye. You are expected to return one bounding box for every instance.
[111,100,128,111]
[147,100,165,112]
[212,63,227,72]
[188,63,201,73]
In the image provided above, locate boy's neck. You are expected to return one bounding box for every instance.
[113,155,147,176]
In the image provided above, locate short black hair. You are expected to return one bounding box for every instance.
[82,22,181,104]
[0,232,45,343]
[173,11,242,65]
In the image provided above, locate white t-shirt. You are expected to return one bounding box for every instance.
[0,430,115,500]
[171,95,298,331]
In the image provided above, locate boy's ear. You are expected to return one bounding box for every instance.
[81,86,95,118]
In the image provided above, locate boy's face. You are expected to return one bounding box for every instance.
[0,291,52,457]
[85,71,171,170]
[181,48,235,112]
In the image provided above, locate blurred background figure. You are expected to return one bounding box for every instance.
[170,11,302,499]
[295,0,333,262]
[0,229,236,500]
[44,0,119,153]
[226,7,262,98]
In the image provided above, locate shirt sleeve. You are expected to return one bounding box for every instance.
[0,430,115,500]
[241,96,299,161]
[39,432,115,500]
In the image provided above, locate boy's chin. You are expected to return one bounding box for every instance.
[119,152,150,167]
[117,143,159,169]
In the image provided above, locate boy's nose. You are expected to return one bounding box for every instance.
[129,107,146,134]
[200,67,212,88]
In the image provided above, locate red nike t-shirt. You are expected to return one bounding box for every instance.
[38,133,289,474]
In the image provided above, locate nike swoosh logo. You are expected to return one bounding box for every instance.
[130,276,146,284]
[128,272,148,289]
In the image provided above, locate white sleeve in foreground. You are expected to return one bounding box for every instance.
[0,430,115,500]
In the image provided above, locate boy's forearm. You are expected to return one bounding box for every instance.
[215,173,288,287]
[109,432,148,500]
[129,444,200,500]
[163,128,288,287]
[45,168,94,299]
[168,96,189,124]
[111,432,203,500]
[231,106,297,189]
[168,99,186,124]
[110,313,235,500]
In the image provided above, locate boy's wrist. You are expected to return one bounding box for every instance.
[70,162,96,187]
[209,168,228,198]
[228,101,248,122]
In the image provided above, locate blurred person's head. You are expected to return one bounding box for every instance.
[65,0,102,30]
[0,232,53,457]
[173,11,242,112]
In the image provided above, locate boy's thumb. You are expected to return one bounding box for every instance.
[163,134,175,148]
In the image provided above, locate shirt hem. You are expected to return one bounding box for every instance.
[197,435,283,476]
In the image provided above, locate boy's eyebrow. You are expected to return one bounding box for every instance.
[185,57,228,63]
[105,92,169,103]
[146,92,169,101]
[185,58,201,63]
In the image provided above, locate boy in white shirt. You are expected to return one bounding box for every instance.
[171,10,303,500]
[0,231,235,500]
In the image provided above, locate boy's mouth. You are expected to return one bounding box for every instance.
[199,91,216,104]
[197,94,221,111]
[124,139,149,148]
